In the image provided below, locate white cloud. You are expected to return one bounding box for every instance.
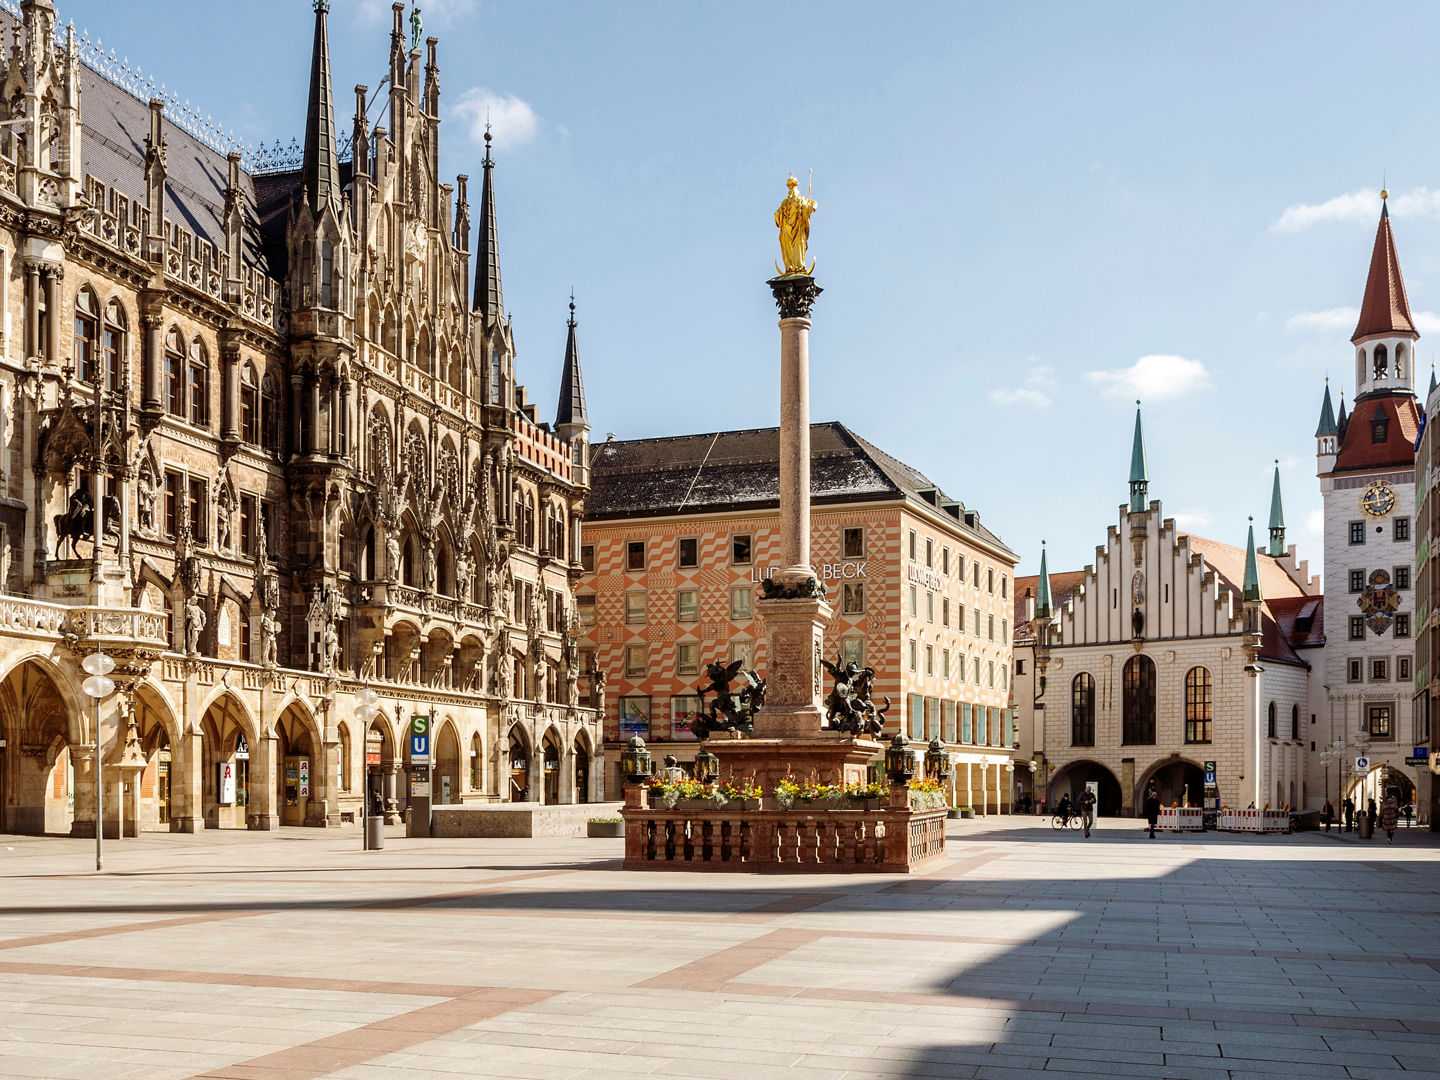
[1272,186,1440,233]
[451,88,540,148]
[1084,355,1209,401]
[1172,508,1213,532]
[1286,306,1440,336]
[988,365,1054,409]
[1286,307,1357,332]
[355,0,478,28]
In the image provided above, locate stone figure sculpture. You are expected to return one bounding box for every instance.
[259,608,278,667]
[184,595,206,655]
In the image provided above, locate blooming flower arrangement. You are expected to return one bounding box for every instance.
[908,777,947,810]
[718,776,764,802]
[648,777,706,809]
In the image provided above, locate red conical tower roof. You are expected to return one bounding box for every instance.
[1352,197,1415,343]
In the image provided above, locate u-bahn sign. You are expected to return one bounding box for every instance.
[409,714,431,765]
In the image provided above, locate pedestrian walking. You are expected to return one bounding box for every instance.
[1381,794,1400,844]
[1405,802,1415,828]
[1367,797,1378,835]
[1321,799,1334,833]
[1144,788,1161,839]
[1080,787,1096,838]
[1343,797,1355,832]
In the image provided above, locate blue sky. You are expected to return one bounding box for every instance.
[60,0,1440,581]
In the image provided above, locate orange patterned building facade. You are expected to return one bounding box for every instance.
[578,423,1020,809]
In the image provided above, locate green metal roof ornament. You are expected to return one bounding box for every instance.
[1243,516,1263,603]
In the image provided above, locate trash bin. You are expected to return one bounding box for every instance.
[1357,813,1373,840]
[366,815,385,849]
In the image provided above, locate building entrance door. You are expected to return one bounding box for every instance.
[574,751,589,804]
[156,748,171,826]
[282,756,309,826]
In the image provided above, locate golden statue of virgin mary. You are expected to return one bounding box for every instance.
[774,173,817,276]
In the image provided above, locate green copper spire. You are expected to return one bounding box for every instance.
[1128,401,1149,513]
[1267,460,1286,557]
[1315,381,1337,437]
[1243,516,1263,603]
[1430,362,1436,396]
[1035,541,1053,621]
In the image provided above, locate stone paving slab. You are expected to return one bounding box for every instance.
[1,817,1439,1077]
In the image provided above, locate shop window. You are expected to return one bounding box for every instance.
[670,694,702,739]
[619,695,650,739]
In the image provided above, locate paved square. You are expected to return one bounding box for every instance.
[2,817,1439,1079]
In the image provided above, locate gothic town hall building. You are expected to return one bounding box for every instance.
[0,0,601,836]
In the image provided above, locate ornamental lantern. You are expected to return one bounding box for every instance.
[925,738,951,781]
[885,733,914,784]
[620,735,653,785]
[693,744,719,785]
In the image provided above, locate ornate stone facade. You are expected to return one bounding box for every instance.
[0,0,599,836]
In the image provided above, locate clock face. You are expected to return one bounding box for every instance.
[1360,481,1397,518]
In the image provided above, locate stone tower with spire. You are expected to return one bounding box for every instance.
[554,296,589,487]
[1317,190,1423,814]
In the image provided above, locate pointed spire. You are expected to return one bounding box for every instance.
[1267,460,1286,557]
[1035,541,1053,621]
[1128,401,1149,513]
[1338,389,1349,439]
[1315,380,1338,437]
[1243,516,1263,603]
[1430,361,1436,396]
[555,293,588,432]
[300,0,338,215]
[1352,190,1415,343]
[472,128,504,326]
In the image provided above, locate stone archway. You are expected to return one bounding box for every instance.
[1049,759,1124,817]
[0,659,77,835]
[507,725,531,802]
[198,692,257,830]
[434,720,460,805]
[132,683,182,832]
[275,702,322,826]
[1136,756,1206,810]
[573,729,593,805]
[541,727,562,804]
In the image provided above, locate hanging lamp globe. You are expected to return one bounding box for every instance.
[885,733,914,784]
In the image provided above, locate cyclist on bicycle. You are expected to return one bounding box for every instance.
[1056,793,1073,826]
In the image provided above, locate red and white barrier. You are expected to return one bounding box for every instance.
[1218,809,1289,833]
[1157,807,1204,831]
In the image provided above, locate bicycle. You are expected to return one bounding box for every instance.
[1050,812,1080,830]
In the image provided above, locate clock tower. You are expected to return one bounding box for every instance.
[1318,192,1424,814]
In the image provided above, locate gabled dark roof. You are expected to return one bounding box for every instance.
[588,421,1013,555]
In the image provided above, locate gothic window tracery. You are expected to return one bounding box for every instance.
[102,299,125,395]
[1122,654,1156,745]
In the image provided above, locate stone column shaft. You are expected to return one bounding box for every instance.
[778,314,811,578]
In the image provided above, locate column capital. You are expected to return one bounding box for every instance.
[766,274,822,319]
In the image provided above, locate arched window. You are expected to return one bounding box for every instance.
[488,347,502,404]
[470,733,483,791]
[1374,343,1388,378]
[240,363,259,444]
[187,341,209,427]
[73,287,99,385]
[1290,704,1299,740]
[102,299,125,394]
[337,723,352,792]
[1184,667,1212,744]
[1397,342,1407,379]
[1071,673,1095,746]
[402,534,418,587]
[1122,654,1156,744]
[164,327,185,417]
[1267,701,1277,738]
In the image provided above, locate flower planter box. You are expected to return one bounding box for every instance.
[587,821,624,838]
[675,798,718,812]
[733,798,760,811]
[959,809,974,819]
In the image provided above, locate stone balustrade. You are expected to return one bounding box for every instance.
[622,796,946,873]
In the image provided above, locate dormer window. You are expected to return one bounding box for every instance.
[1372,412,1389,444]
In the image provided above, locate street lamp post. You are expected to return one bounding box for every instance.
[80,651,116,871]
